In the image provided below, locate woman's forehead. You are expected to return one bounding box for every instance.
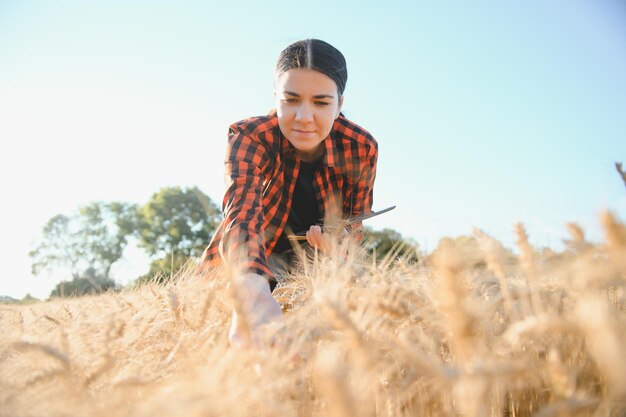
[275,68,338,96]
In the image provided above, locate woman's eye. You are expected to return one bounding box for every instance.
[315,101,329,106]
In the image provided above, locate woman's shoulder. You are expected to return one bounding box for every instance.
[229,111,279,139]
[333,114,378,151]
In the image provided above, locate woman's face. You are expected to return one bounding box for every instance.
[275,68,343,162]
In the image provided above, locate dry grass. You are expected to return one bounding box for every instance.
[1,212,625,417]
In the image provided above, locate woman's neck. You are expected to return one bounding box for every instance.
[296,143,324,163]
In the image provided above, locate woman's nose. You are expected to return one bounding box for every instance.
[295,104,314,122]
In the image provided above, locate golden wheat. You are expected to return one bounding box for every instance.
[1,212,625,416]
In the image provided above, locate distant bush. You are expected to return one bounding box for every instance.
[362,226,421,262]
[50,273,118,298]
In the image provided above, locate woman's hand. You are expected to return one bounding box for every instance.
[228,273,282,348]
[305,225,348,254]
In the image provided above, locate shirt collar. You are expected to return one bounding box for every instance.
[322,129,339,168]
[282,132,338,168]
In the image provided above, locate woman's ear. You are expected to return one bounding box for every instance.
[336,95,344,118]
[273,90,279,108]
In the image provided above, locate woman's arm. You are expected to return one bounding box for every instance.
[307,140,378,251]
[347,141,378,236]
[218,128,274,279]
[219,128,283,347]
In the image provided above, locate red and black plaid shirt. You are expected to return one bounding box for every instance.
[199,111,378,279]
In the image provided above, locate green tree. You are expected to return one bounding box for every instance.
[30,201,137,292]
[362,226,420,263]
[136,186,220,281]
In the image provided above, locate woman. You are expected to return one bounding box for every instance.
[199,39,378,345]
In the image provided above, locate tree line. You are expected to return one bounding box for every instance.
[30,186,419,298]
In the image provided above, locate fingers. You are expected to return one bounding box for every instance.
[306,225,328,253]
[229,298,283,349]
[229,312,304,364]
[229,273,283,349]
[305,225,351,253]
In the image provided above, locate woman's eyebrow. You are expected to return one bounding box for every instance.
[313,94,335,100]
[283,91,335,100]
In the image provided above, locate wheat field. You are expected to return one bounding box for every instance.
[1,212,625,417]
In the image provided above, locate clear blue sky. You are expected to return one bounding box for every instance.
[1,0,625,298]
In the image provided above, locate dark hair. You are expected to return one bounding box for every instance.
[275,39,348,96]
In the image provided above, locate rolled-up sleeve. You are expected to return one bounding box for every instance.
[218,128,273,278]
[348,141,378,235]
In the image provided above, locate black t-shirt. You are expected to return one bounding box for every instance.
[272,158,322,254]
